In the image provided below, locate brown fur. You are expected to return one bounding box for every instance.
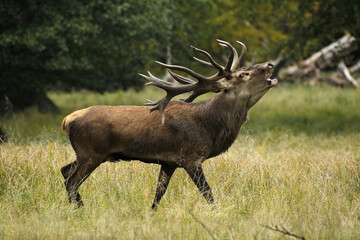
[62,108,90,133]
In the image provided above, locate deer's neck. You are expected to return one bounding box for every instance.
[196,92,248,157]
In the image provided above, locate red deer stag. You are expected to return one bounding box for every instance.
[61,40,278,208]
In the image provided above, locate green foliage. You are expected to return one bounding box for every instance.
[0,0,171,112]
[0,0,171,90]
[203,0,360,62]
[0,0,222,112]
[203,0,291,61]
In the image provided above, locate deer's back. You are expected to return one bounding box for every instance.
[63,103,213,166]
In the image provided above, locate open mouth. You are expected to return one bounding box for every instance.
[266,67,278,87]
[267,78,278,87]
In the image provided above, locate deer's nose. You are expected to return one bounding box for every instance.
[268,63,274,69]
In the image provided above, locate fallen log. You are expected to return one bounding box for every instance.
[302,34,357,69]
[282,34,359,87]
[349,60,360,73]
[338,61,359,87]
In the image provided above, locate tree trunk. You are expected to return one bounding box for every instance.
[0,95,13,116]
[35,93,59,113]
[163,39,174,83]
[0,92,59,115]
[0,127,7,143]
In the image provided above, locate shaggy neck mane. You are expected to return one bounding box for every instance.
[194,91,248,157]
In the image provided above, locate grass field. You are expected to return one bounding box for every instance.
[1,85,360,239]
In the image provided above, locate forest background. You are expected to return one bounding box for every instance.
[1,0,359,114]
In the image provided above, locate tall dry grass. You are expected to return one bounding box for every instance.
[0,85,359,239]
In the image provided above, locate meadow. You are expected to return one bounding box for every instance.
[0,84,359,239]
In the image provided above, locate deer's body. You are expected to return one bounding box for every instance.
[63,92,246,168]
[61,40,277,208]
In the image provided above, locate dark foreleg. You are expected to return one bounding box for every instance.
[151,165,176,210]
[185,165,214,204]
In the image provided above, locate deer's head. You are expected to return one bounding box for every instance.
[226,61,278,109]
[140,40,278,121]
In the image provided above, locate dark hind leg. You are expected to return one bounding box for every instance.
[185,165,214,204]
[61,161,77,180]
[151,165,176,210]
[64,156,102,206]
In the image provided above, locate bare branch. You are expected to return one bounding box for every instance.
[349,60,360,73]
[338,61,359,87]
[261,224,305,240]
[188,202,217,240]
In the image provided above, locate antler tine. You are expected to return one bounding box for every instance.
[231,41,247,70]
[141,71,196,94]
[216,39,238,72]
[193,57,213,67]
[145,99,160,106]
[139,71,197,124]
[190,45,224,72]
[155,61,211,83]
[168,70,196,85]
[183,89,208,103]
[193,57,214,68]
[141,72,172,89]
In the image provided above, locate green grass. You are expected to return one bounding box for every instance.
[0,85,360,239]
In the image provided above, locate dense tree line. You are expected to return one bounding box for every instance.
[0,0,170,113]
[1,0,359,114]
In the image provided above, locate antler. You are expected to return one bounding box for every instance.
[232,40,247,70]
[196,39,247,72]
[139,40,247,123]
[139,71,197,124]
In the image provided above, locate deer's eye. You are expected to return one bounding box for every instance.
[239,73,244,78]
